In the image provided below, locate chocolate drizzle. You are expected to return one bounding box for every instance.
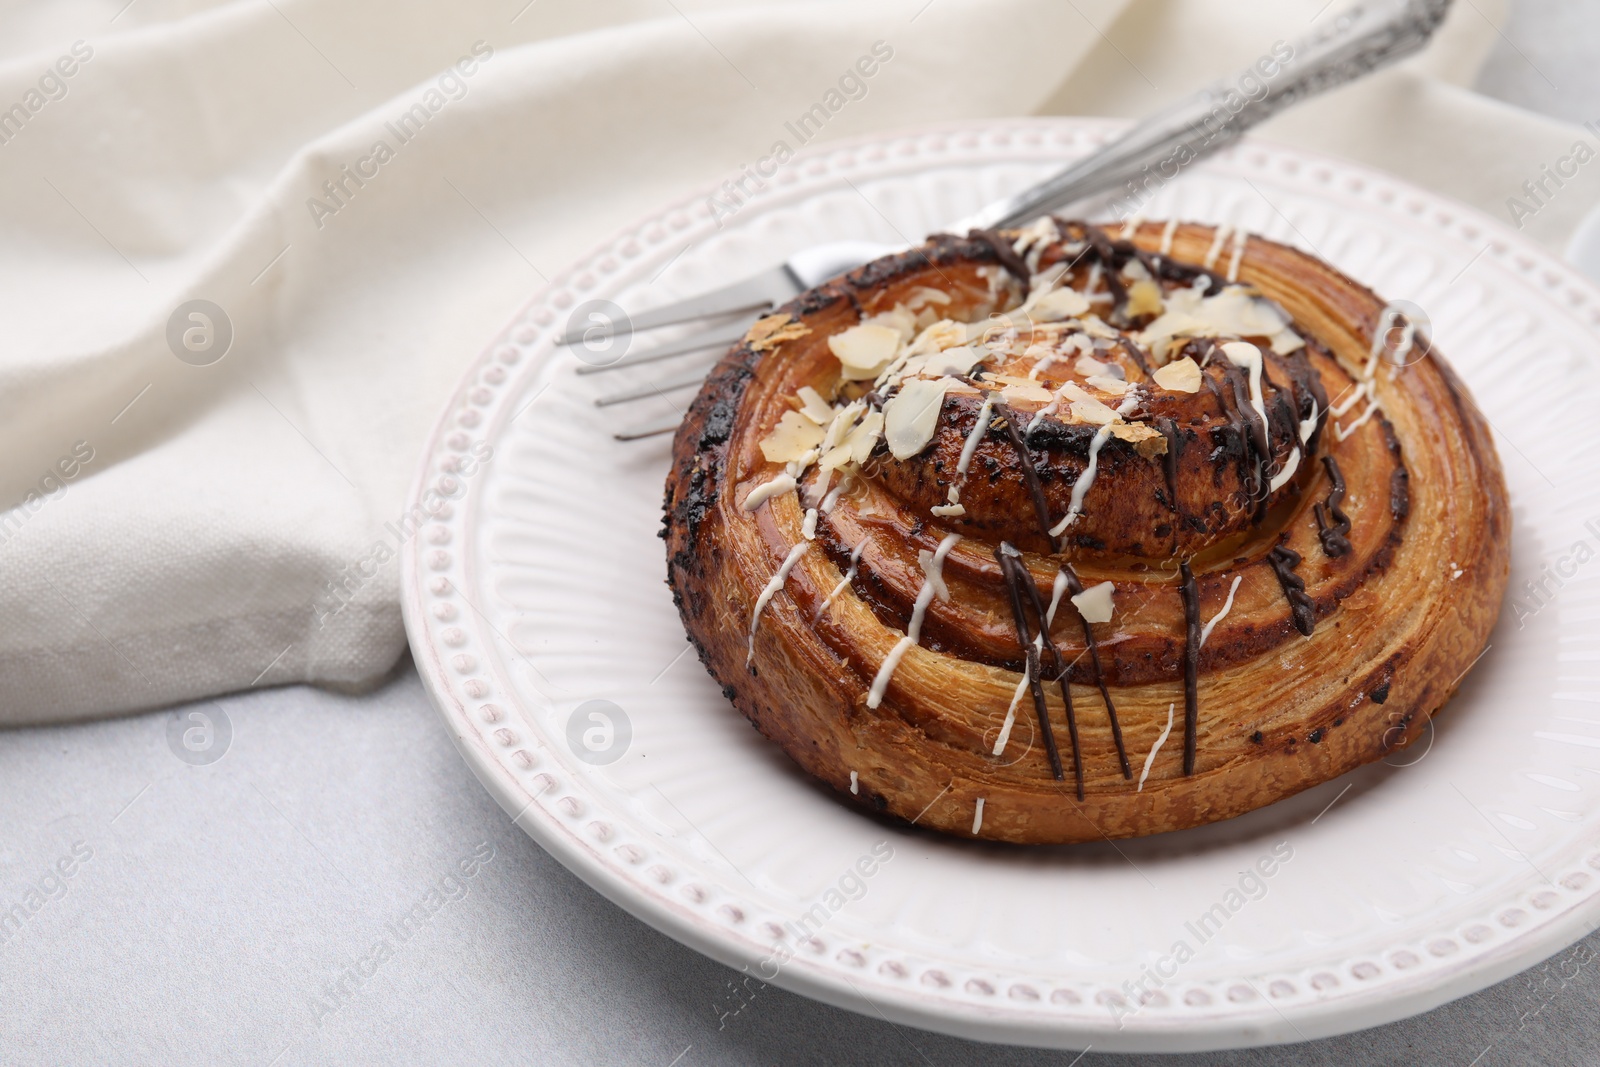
[1178,561,1201,776]
[995,543,1069,786]
[1313,455,1352,557]
[996,403,1060,551]
[1061,565,1132,780]
[998,404,1130,782]
[996,543,1087,797]
[1267,546,1316,636]
[1206,360,1269,517]
[1053,219,1228,297]
[1083,226,1132,319]
[1116,336,1155,378]
[1229,363,1270,504]
[967,229,1031,291]
[664,211,1465,846]
[1156,416,1183,555]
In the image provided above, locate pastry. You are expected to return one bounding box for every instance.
[661,218,1509,844]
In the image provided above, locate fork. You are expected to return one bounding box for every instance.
[568,0,1453,440]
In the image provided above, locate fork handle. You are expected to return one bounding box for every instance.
[955,0,1454,233]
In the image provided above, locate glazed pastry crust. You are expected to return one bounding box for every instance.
[662,223,1509,844]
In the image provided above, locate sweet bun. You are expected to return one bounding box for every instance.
[662,218,1508,844]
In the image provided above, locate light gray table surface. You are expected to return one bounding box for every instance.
[7,5,1600,1065]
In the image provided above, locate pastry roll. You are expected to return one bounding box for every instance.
[662,219,1508,844]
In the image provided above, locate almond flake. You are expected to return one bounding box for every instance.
[864,305,918,343]
[913,344,982,379]
[1026,287,1090,322]
[1074,354,1121,379]
[905,287,952,309]
[1151,356,1202,393]
[760,410,826,463]
[1079,316,1120,339]
[989,374,1053,403]
[883,378,951,460]
[829,323,902,379]
[819,444,853,473]
[908,319,966,356]
[1109,421,1166,457]
[1057,380,1094,404]
[843,409,885,464]
[796,386,834,424]
[1270,329,1305,354]
[1070,397,1120,425]
[748,314,810,352]
[1085,375,1129,396]
[1071,581,1116,624]
[1001,383,1054,404]
[1125,278,1164,318]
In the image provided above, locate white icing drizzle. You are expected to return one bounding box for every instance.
[1336,399,1381,441]
[870,646,917,709]
[1362,306,1402,379]
[971,797,985,835]
[1049,392,1138,536]
[1045,568,1071,629]
[1137,703,1176,792]
[948,392,995,509]
[993,668,1030,756]
[1025,400,1056,437]
[1012,217,1060,274]
[1223,342,1268,430]
[1298,399,1321,445]
[1120,214,1143,240]
[1329,379,1371,418]
[1159,218,1178,256]
[849,770,858,794]
[1085,262,1108,303]
[1029,333,1091,383]
[742,473,796,511]
[747,542,810,664]
[1226,229,1247,282]
[1026,353,1060,382]
[1222,338,1301,490]
[821,473,851,513]
[867,534,961,708]
[1268,447,1301,493]
[1051,422,1114,536]
[1198,575,1243,649]
[1026,366,1082,435]
[1386,316,1418,368]
[806,467,833,509]
[1203,224,1232,270]
[820,540,867,614]
[1025,346,1095,436]
[1334,306,1413,440]
[802,507,819,540]
[1019,262,1070,312]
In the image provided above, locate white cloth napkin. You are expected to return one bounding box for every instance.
[0,0,1588,726]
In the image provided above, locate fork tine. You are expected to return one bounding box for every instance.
[593,368,708,407]
[613,420,680,442]
[557,265,800,345]
[573,318,748,376]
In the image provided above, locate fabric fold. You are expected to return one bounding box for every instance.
[0,0,1588,724]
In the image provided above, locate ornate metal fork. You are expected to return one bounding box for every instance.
[569,0,1452,440]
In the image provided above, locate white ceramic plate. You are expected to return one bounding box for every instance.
[401,118,1600,1053]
